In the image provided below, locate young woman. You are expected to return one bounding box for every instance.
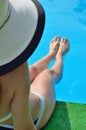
[0,0,70,130]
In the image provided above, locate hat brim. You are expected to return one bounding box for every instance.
[0,0,45,75]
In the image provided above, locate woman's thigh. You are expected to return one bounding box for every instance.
[30,69,56,128]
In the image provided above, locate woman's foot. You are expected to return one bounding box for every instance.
[49,36,60,58]
[57,38,70,56]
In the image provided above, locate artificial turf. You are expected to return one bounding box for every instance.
[42,101,86,130]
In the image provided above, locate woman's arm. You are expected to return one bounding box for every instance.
[10,63,37,130]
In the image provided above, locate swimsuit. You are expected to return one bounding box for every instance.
[0,92,45,130]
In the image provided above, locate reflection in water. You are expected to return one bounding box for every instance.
[74,0,86,25]
[74,0,86,13]
[79,10,86,25]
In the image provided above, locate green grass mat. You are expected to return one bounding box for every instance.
[42,101,86,130]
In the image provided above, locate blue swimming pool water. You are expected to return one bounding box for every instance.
[28,0,86,104]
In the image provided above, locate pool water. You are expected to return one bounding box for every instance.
[28,0,86,104]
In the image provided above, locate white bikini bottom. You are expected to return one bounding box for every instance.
[0,91,45,129]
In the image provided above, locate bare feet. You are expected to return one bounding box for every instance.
[57,38,70,56]
[49,36,60,58]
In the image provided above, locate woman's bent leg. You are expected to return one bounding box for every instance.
[29,37,60,83]
[30,38,70,129]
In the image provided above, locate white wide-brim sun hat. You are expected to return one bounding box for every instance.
[0,0,45,76]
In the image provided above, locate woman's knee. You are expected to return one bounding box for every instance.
[49,69,62,83]
[41,69,55,77]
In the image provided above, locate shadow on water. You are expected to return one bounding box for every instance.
[42,102,71,130]
[73,0,86,25]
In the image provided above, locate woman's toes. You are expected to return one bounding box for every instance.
[50,36,60,44]
[49,36,61,57]
[56,36,61,43]
[61,37,68,44]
